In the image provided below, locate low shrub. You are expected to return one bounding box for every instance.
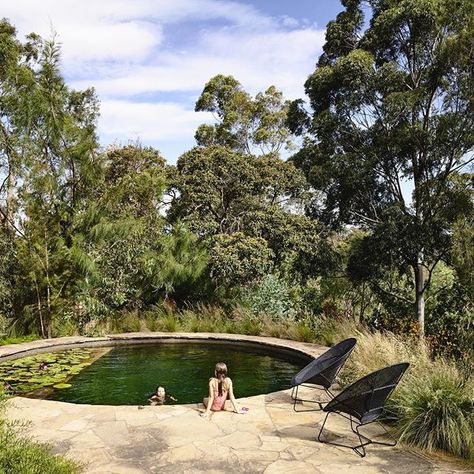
[288,321,315,343]
[242,275,295,321]
[0,334,40,346]
[396,360,474,460]
[109,311,143,333]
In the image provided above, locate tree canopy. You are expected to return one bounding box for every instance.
[195,75,294,155]
[288,0,474,335]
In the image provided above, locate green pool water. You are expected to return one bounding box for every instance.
[44,342,310,405]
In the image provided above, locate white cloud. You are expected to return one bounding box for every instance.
[3,0,326,160]
[72,27,324,99]
[99,100,212,141]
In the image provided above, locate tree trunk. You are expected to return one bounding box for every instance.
[45,237,52,339]
[34,275,46,339]
[414,252,425,338]
[6,170,14,227]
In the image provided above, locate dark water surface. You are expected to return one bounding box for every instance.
[45,342,310,405]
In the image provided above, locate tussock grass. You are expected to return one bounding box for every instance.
[396,360,474,460]
[102,304,318,343]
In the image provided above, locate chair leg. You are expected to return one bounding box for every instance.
[292,385,299,412]
[353,425,369,457]
[317,412,372,458]
[292,384,329,412]
[318,412,330,442]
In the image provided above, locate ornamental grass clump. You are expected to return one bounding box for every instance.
[396,360,474,461]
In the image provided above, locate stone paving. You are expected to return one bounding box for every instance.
[2,333,473,474]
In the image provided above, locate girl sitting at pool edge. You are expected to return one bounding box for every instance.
[200,362,248,418]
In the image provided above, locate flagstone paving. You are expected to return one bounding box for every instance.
[2,333,473,474]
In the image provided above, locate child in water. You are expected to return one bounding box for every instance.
[148,385,177,405]
[200,362,248,418]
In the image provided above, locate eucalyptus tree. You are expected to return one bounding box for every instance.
[288,0,474,335]
[195,75,294,155]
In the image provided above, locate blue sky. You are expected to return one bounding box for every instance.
[4,0,346,163]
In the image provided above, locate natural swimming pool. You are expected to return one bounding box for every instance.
[18,342,309,405]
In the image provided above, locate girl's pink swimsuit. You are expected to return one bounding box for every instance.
[210,388,228,411]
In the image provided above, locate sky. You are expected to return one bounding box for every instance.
[3,0,345,163]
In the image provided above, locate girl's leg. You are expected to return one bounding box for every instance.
[203,397,209,408]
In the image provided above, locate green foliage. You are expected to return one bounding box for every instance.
[291,0,474,333]
[210,233,274,287]
[195,75,293,154]
[108,311,143,333]
[0,428,80,474]
[0,335,39,346]
[168,144,328,292]
[0,20,100,337]
[242,274,295,320]
[396,362,474,460]
[0,389,80,473]
[140,223,210,304]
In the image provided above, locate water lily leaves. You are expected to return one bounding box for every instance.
[0,348,96,395]
[52,383,72,389]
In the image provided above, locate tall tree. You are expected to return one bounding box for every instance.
[195,75,294,155]
[168,145,330,286]
[0,21,100,336]
[289,0,474,336]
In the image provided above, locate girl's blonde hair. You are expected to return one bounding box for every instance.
[214,362,228,396]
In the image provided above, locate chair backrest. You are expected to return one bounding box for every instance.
[323,363,409,424]
[291,338,357,389]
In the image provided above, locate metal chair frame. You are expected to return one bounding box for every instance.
[291,381,335,412]
[317,362,409,457]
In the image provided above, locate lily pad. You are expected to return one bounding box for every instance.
[53,383,72,389]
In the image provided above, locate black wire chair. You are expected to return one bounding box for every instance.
[317,362,409,457]
[291,338,356,412]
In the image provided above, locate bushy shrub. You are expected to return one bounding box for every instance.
[242,274,295,321]
[287,320,315,343]
[396,361,474,460]
[0,335,40,346]
[109,311,143,333]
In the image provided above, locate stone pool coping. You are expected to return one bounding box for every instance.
[3,333,471,473]
[0,332,327,363]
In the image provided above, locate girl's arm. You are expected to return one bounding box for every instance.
[204,379,215,415]
[227,379,240,413]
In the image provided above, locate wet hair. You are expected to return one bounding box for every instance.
[155,385,165,394]
[214,362,228,397]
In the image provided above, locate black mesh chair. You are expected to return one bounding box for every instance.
[317,362,409,457]
[291,338,356,412]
